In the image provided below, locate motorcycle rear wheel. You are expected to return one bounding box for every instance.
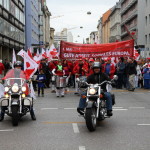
[85,108,97,132]
[11,106,19,126]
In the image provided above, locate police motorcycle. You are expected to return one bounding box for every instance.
[0,69,34,126]
[78,75,117,132]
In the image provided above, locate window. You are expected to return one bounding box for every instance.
[10,1,15,15]
[20,11,25,24]
[145,35,147,44]
[20,0,25,5]
[15,7,20,20]
[3,0,10,11]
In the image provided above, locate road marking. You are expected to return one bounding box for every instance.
[129,107,145,109]
[137,124,150,126]
[0,129,14,132]
[64,108,76,110]
[113,109,128,111]
[43,122,84,124]
[41,108,58,110]
[113,107,123,109]
[72,123,80,133]
[79,146,86,150]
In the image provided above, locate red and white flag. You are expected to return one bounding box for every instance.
[134,49,140,61]
[12,49,16,69]
[17,49,26,58]
[27,48,33,59]
[23,52,38,78]
[41,48,48,58]
[50,44,58,57]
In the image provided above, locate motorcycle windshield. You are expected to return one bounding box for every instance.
[4,69,26,86]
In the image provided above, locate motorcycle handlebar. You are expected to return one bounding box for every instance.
[85,80,112,86]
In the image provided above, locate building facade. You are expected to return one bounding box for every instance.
[144,0,150,57]
[120,0,149,57]
[90,31,98,44]
[102,9,111,44]
[54,28,73,48]
[97,17,102,44]
[120,0,138,41]
[109,1,121,43]
[0,0,25,60]
[25,0,39,50]
[26,0,51,50]
[50,27,55,46]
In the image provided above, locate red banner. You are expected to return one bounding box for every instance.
[60,40,134,59]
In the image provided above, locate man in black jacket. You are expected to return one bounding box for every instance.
[77,62,113,116]
[126,59,137,91]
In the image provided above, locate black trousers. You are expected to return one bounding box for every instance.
[38,87,44,95]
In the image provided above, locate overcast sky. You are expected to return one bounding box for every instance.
[47,0,119,43]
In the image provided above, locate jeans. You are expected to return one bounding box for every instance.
[144,79,150,89]
[78,92,112,111]
[38,87,44,95]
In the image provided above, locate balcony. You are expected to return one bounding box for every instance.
[121,10,137,26]
[121,0,137,15]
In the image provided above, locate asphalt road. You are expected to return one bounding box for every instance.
[0,88,150,150]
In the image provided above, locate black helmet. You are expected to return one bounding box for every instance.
[14,61,22,67]
[92,62,101,69]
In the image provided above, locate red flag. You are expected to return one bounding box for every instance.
[27,48,33,59]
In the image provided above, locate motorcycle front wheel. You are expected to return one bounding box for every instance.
[85,108,97,132]
[11,106,19,126]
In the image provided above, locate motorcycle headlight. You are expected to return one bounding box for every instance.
[5,87,9,92]
[12,85,19,93]
[22,86,26,92]
[89,88,96,95]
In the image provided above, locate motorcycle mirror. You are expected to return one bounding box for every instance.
[113,75,118,81]
[76,78,80,82]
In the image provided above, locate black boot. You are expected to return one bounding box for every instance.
[107,110,113,116]
[77,108,84,115]
[0,112,4,121]
[30,108,36,120]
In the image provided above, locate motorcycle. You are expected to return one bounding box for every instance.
[76,75,87,95]
[81,76,117,132]
[0,69,34,126]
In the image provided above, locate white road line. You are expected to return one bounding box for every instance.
[0,129,14,132]
[41,108,58,110]
[64,108,76,110]
[113,109,128,111]
[113,107,123,109]
[129,107,145,109]
[79,146,86,150]
[72,123,80,133]
[137,124,150,126]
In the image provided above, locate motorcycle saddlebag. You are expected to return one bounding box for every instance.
[0,98,9,106]
[24,97,33,106]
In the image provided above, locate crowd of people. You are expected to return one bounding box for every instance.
[0,57,150,97]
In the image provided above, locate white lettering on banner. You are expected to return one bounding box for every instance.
[63,51,131,58]
[64,53,75,58]
[66,48,73,51]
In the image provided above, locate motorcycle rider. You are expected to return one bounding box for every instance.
[77,62,113,116]
[0,61,36,121]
